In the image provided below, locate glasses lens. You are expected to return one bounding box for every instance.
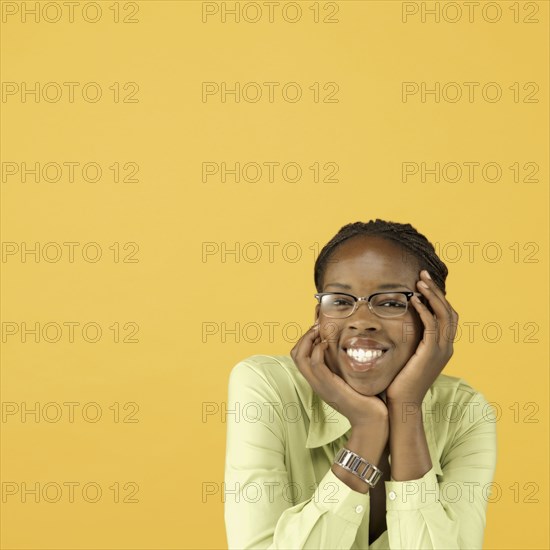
[320,293,356,318]
[370,293,409,318]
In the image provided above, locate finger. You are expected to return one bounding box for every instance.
[295,339,331,396]
[419,271,460,344]
[410,294,440,345]
[419,270,453,314]
[309,340,345,396]
[412,292,459,348]
[312,334,321,349]
[310,339,329,370]
[291,324,322,378]
[416,279,452,326]
[292,323,319,357]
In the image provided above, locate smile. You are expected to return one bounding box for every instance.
[346,348,385,363]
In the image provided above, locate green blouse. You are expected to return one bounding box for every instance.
[224,355,497,549]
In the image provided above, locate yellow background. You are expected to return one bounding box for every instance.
[1,0,548,548]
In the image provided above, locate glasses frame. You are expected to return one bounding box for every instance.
[314,291,424,319]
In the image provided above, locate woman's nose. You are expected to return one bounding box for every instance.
[348,300,382,330]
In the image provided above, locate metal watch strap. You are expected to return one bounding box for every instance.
[333,447,383,488]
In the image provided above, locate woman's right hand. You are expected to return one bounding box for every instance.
[290,324,390,435]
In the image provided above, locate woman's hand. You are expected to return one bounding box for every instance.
[385,269,459,405]
[291,323,389,432]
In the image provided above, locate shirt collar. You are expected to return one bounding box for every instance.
[277,355,443,475]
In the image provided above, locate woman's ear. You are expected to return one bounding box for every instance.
[314,303,320,323]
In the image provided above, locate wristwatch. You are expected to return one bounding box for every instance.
[333,447,383,488]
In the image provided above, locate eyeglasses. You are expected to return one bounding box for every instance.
[314,291,423,319]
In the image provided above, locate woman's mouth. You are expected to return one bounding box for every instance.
[341,345,388,372]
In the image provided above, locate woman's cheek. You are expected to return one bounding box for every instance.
[320,319,340,343]
[400,316,423,347]
[324,344,341,376]
[320,321,342,374]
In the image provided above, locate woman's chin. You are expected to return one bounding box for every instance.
[326,358,391,398]
[336,372,384,397]
[327,358,385,397]
[348,380,382,396]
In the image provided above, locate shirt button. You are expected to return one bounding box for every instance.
[388,491,397,501]
[355,505,364,513]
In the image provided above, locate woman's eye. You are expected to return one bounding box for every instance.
[379,301,406,308]
[333,299,353,307]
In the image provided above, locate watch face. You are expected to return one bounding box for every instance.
[334,448,382,488]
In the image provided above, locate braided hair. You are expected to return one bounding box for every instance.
[314,220,448,294]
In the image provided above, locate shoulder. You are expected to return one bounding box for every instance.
[428,375,497,473]
[427,373,495,432]
[230,354,298,382]
[228,354,311,403]
[429,373,490,407]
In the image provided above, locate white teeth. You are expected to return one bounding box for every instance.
[346,348,384,363]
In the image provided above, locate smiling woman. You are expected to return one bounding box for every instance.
[224,220,497,550]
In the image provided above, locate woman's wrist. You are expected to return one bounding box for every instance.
[346,425,388,465]
[387,401,432,481]
[331,427,387,494]
[386,392,425,409]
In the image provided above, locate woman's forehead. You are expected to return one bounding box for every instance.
[325,236,419,279]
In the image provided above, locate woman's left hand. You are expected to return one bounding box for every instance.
[385,269,459,405]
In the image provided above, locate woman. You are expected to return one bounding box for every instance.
[224,220,497,549]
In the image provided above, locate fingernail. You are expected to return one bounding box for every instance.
[423,270,432,279]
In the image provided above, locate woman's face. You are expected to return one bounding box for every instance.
[315,235,424,397]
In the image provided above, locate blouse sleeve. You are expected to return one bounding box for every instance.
[224,361,371,550]
[384,388,497,549]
